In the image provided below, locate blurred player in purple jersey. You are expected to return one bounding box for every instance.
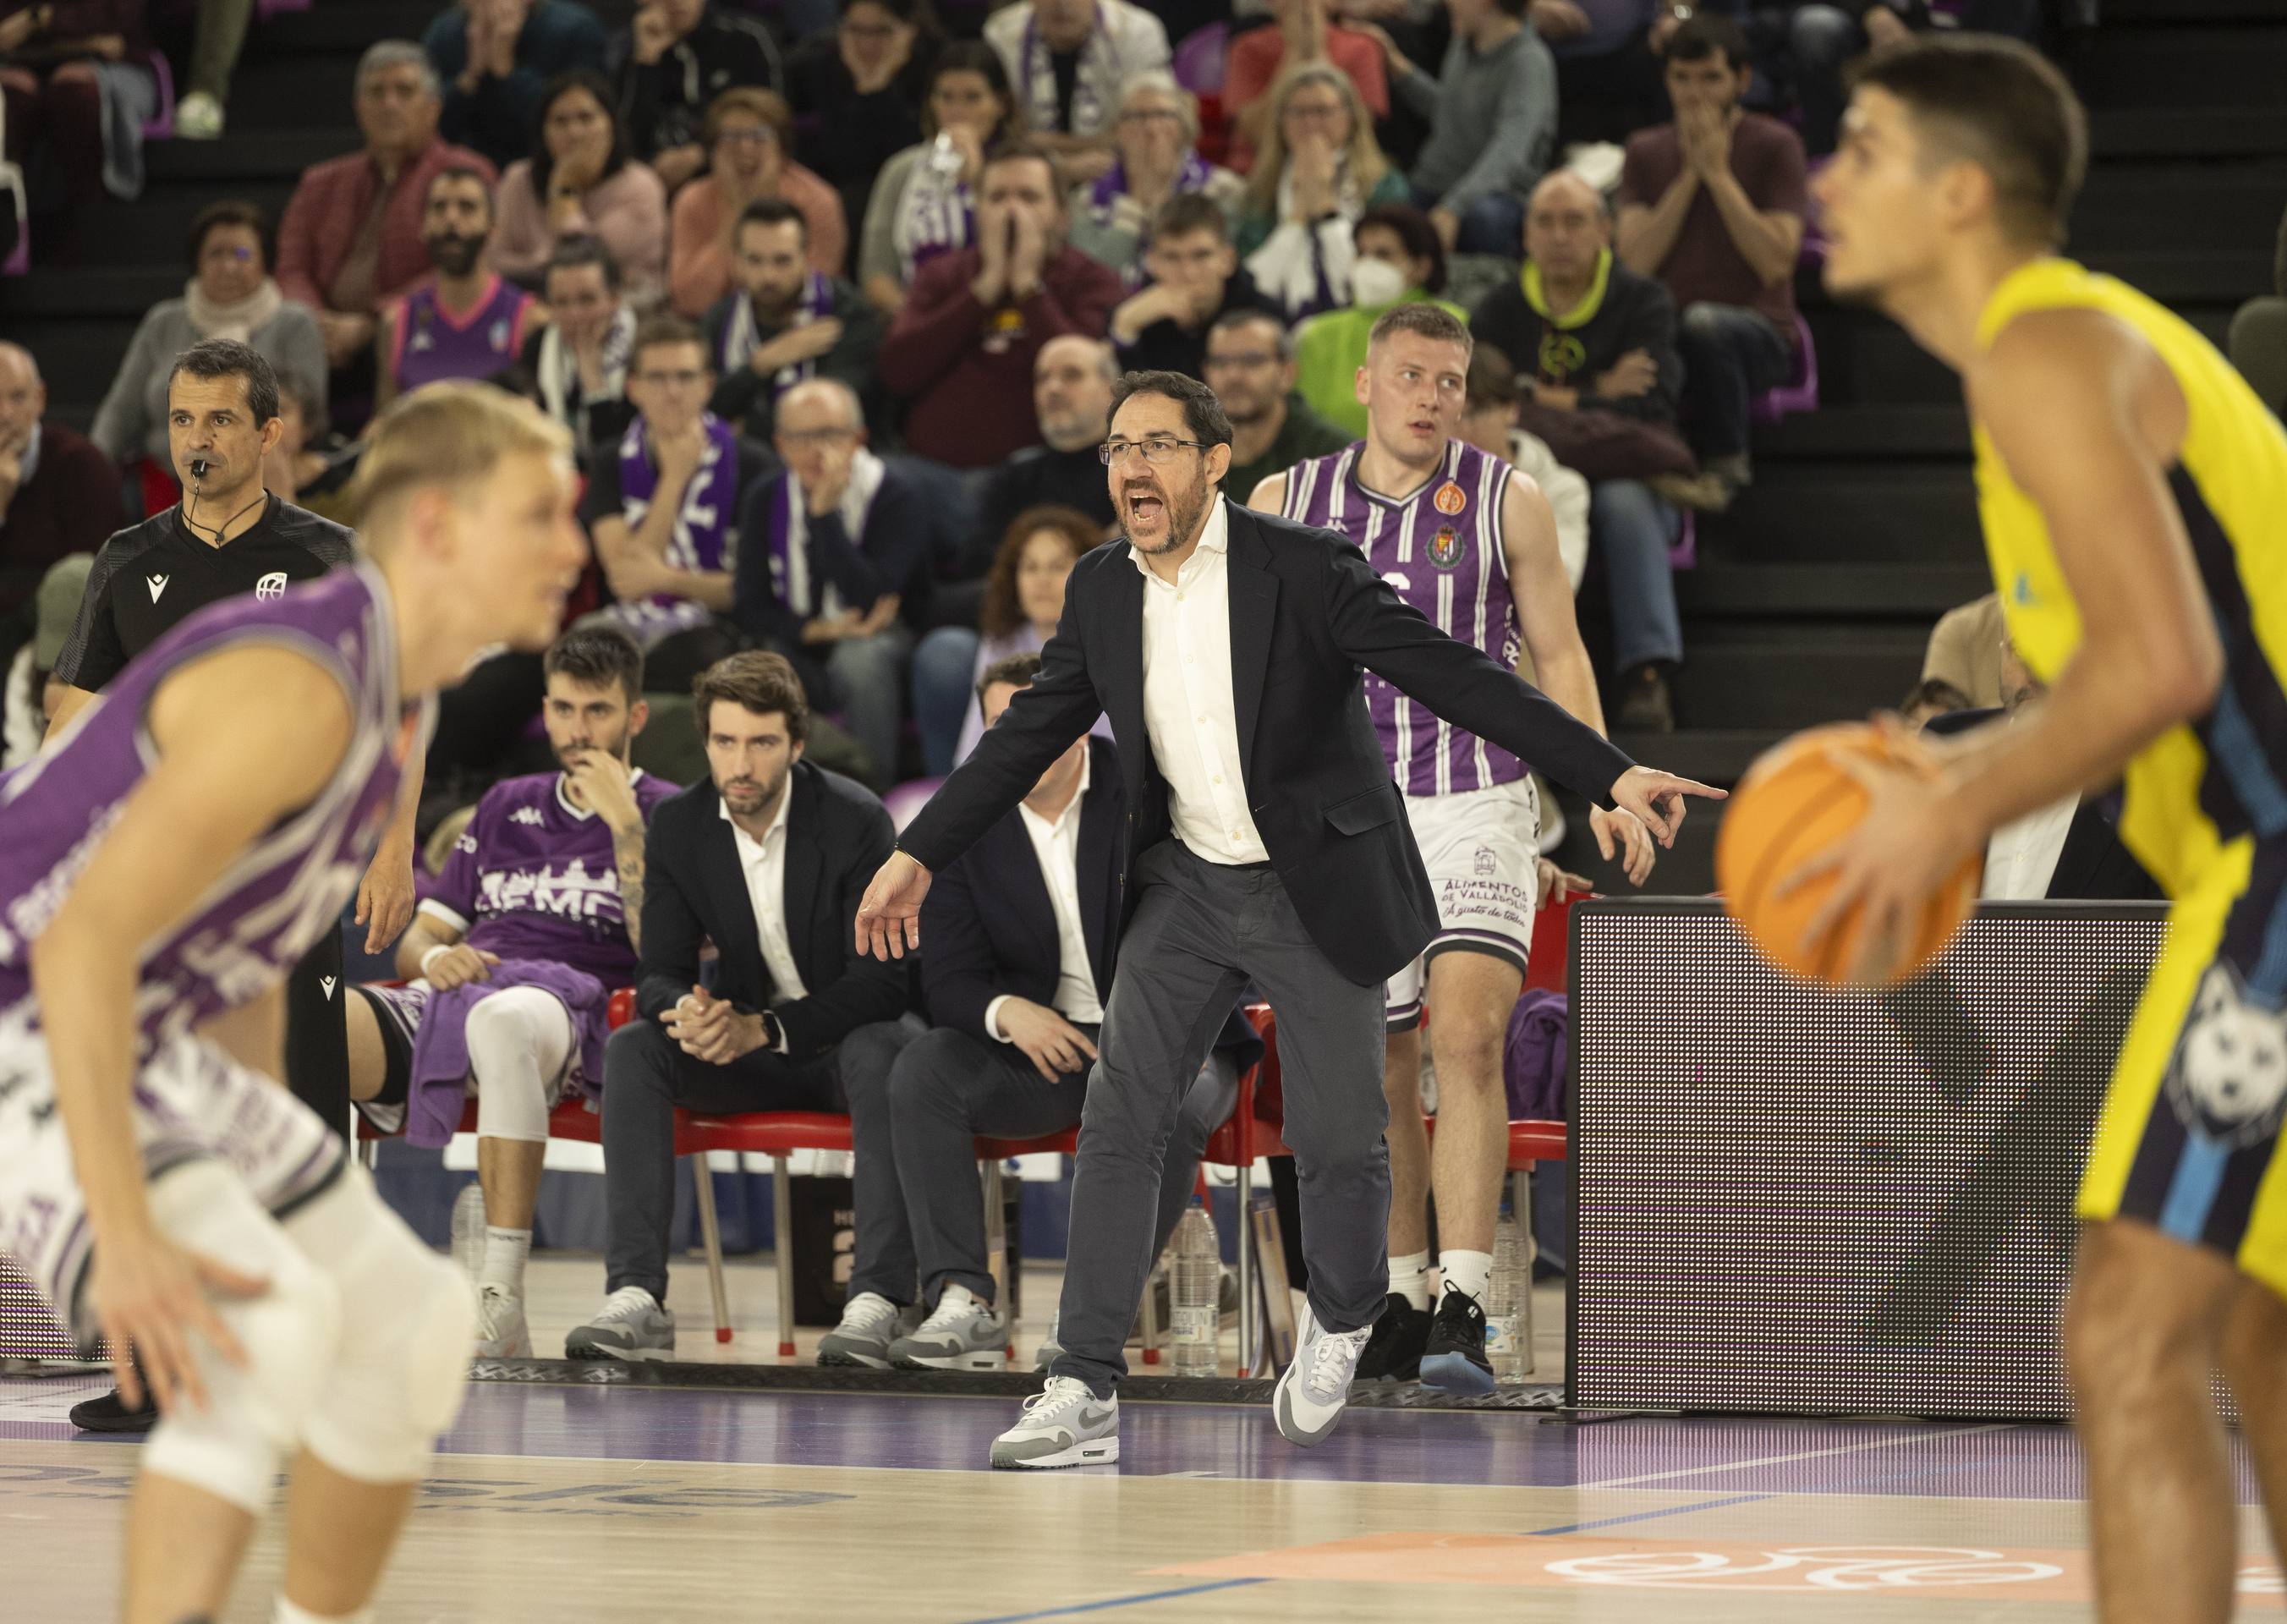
[1251,303,1648,1393]
[0,381,586,1623]
[349,623,675,1358]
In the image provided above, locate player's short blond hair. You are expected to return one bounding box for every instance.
[347,381,573,537]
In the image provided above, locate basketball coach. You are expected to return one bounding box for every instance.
[854,370,1722,1462]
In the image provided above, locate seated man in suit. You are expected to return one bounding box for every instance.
[828,654,1263,1370]
[1928,634,2162,904]
[568,650,909,1360]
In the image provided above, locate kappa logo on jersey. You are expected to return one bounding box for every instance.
[255,572,289,601]
[319,975,337,1000]
[511,807,547,826]
[1428,527,1463,569]
[1432,480,1467,517]
[146,574,169,602]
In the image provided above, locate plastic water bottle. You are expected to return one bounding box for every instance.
[1170,1199,1220,1377]
[1486,1204,1530,1384]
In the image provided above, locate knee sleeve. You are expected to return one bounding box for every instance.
[141,1162,344,1515]
[467,986,573,1144]
[284,1164,475,1484]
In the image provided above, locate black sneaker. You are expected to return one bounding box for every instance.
[1418,1289,1495,1396]
[69,1386,157,1434]
[1614,664,1675,733]
[1353,1294,1432,1383]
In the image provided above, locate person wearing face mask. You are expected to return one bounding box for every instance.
[667,87,849,319]
[607,0,782,195]
[704,198,885,444]
[1237,63,1411,323]
[376,166,538,411]
[490,70,669,300]
[1290,205,1466,439]
[90,200,326,512]
[878,141,1122,469]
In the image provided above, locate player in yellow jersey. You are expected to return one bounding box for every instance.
[1797,33,2287,1623]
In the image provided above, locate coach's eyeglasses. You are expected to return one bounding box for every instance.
[1100,436,1209,466]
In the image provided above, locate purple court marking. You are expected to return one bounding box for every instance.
[955,1578,1269,1623]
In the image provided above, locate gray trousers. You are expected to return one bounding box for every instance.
[1055,841,1391,1395]
[601,1018,843,1306]
[841,1016,1237,1309]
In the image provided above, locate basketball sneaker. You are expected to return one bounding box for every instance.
[989,1377,1119,1469]
[1417,1288,1495,1396]
[1354,1293,1432,1382]
[68,1385,156,1434]
[817,1291,919,1368]
[890,1285,1007,1370]
[564,1286,675,1361]
[1273,1304,1373,1446]
[474,1283,532,1359]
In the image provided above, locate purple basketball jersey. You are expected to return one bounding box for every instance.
[0,565,433,1041]
[424,768,679,985]
[1281,439,1527,796]
[392,274,534,395]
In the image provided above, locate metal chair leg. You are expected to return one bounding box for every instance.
[981,1158,1008,1353]
[1236,1077,1258,1377]
[1516,1166,1536,1378]
[771,1154,795,1359]
[693,1152,732,1347]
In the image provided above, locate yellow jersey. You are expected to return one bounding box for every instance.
[1972,257,2287,902]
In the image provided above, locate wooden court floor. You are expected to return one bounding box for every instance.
[3,1258,2279,1621]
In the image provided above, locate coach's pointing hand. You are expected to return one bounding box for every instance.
[1608,765,1727,846]
[854,851,931,960]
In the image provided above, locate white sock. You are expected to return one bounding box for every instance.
[1389,1250,1432,1312]
[1440,1249,1493,1307]
[480,1226,531,1296]
[277,1598,372,1624]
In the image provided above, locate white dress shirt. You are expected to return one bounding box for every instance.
[1981,793,2077,901]
[984,749,1106,1041]
[722,786,808,1025]
[1133,497,1269,865]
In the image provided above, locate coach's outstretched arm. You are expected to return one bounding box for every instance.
[1319,537,1725,842]
[27,645,352,1417]
[855,590,1106,958]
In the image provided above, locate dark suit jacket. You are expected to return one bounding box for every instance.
[1923,708,2164,902]
[637,760,908,1060]
[899,502,1637,986]
[920,738,1265,1066]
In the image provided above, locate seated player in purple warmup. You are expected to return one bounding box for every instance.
[348,622,677,1359]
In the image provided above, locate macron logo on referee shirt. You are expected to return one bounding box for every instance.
[146,574,169,602]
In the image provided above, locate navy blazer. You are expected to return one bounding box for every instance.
[1922,708,2163,903]
[919,738,1264,1066]
[637,760,909,1060]
[898,501,1637,986]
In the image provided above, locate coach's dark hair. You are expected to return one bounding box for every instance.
[694,650,809,746]
[546,623,644,705]
[167,338,280,426]
[544,233,622,293]
[977,650,1045,704]
[1852,34,2087,249]
[1367,300,1473,358]
[1107,370,1233,449]
[1663,12,1752,71]
[185,199,276,277]
[1355,203,1447,295]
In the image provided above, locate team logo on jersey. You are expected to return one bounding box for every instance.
[1428,527,1463,569]
[146,574,169,602]
[319,976,337,1000]
[1474,846,1497,876]
[1432,480,1467,516]
[511,806,546,826]
[255,572,288,601]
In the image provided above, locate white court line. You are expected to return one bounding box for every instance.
[1575,1422,2016,1490]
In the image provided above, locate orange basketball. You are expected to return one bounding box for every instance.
[1715,723,1981,987]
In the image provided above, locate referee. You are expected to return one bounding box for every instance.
[45,338,420,1431]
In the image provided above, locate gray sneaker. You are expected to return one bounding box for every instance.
[565,1286,675,1361]
[990,1376,1119,1469]
[891,1285,1007,1371]
[1273,1304,1372,1447]
[817,1291,919,1369]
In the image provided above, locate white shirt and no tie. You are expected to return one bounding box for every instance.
[984,747,1107,1042]
[720,787,804,1052]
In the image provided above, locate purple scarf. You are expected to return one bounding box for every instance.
[616,411,742,598]
[1086,148,1214,215]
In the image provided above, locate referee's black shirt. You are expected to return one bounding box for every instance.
[52,495,357,693]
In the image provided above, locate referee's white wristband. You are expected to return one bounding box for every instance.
[419,943,454,976]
